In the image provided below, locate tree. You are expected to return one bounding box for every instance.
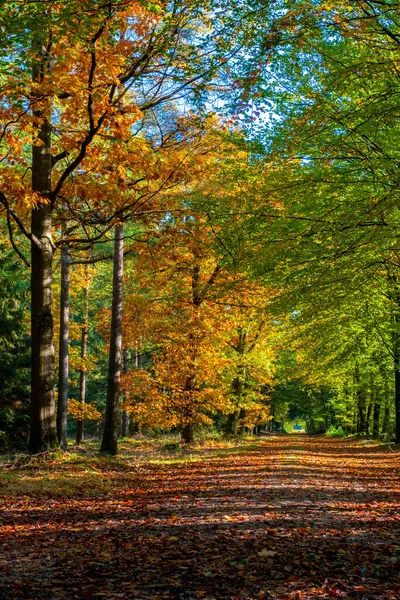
[223,289,276,435]
[75,265,90,445]
[121,214,233,442]
[101,224,124,455]
[56,242,70,449]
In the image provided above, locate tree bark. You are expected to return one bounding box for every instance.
[76,271,89,445]
[29,42,57,453]
[226,410,239,435]
[355,364,366,434]
[357,394,366,433]
[57,243,70,450]
[365,402,372,436]
[227,327,247,436]
[182,421,194,444]
[381,403,390,436]
[372,400,381,438]
[181,370,196,444]
[101,224,124,455]
[238,407,247,435]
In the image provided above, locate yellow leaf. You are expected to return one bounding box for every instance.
[258,549,276,557]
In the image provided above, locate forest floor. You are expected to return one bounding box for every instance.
[0,435,399,600]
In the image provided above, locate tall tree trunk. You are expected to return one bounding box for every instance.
[29,43,57,453]
[372,400,381,438]
[365,402,372,435]
[344,383,352,433]
[121,347,130,438]
[381,403,390,437]
[355,364,366,434]
[226,410,239,435]
[365,372,375,436]
[181,371,195,444]
[101,224,124,455]
[182,421,194,444]
[57,243,70,450]
[320,387,330,430]
[238,407,247,435]
[227,328,247,436]
[180,266,201,446]
[76,271,89,445]
[357,392,366,433]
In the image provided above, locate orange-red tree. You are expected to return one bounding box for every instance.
[121,214,234,441]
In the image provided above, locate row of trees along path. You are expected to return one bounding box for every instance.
[0,436,399,599]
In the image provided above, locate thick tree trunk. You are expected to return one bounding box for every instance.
[226,410,239,435]
[76,273,89,445]
[57,243,70,449]
[181,371,196,444]
[182,422,194,444]
[101,224,124,455]
[357,395,366,433]
[29,46,57,453]
[238,407,247,435]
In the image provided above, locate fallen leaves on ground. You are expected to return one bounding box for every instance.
[0,436,399,599]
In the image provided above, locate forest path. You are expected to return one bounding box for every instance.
[0,436,399,599]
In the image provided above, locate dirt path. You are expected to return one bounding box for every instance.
[0,436,399,599]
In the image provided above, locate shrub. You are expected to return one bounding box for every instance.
[326,425,346,438]
[161,442,181,453]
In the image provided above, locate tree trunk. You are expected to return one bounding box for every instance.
[357,394,366,433]
[101,224,124,455]
[238,407,247,435]
[372,400,381,438]
[181,371,196,444]
[121,410,129,438]
[226,410,239,435]
[182,421,194,444]
[366,401,373,436]
[57,243,70,450]
[121,347,130,438]
[29,44,57,453]
[381,403,390,436]
[76,272,89,445]
[355,364,366,434]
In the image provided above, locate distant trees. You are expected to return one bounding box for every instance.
[0,231,30,451]
[247,0,400,442]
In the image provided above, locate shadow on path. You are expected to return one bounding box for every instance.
[0,436,399,599]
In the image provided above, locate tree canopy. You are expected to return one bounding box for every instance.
[0,0,399,452]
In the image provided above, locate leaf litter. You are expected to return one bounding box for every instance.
[0,436,399,599]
